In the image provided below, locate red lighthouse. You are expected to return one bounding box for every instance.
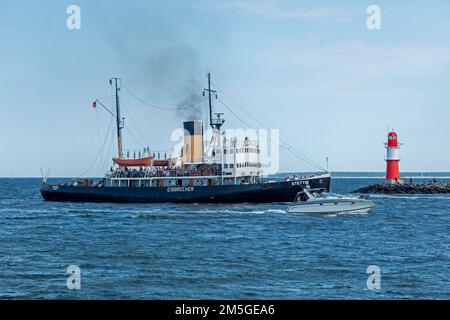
[385,130,402,184]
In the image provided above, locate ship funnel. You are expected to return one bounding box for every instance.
[182,120,204,163]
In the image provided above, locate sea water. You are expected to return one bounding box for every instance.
[0,177,449,299]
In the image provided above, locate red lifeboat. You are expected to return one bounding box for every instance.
[113,156,153,167]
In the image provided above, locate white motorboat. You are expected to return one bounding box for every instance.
[286,189,374,214]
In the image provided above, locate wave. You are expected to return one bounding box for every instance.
[132,213,191,220]
[368,194,450,200]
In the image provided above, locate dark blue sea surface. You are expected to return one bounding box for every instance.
[1,177,449,299]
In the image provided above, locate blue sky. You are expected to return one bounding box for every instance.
[1,0,449,176]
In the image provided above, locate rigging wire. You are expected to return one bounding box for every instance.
[212,81,325,172]
[120,81,207,156]
[121,84,178,110]
[83,98,114,177]
[216,97,325,172]
[121,83,207,113]
[94,103,101,151]
[86,79,324,173]
[78,115,114,178]
[87,105,99,170]
[124,126,146,150]
[119,97,150,147]
[99,126,116,175]
[92,87,117,176]
[95,94,114,102]
[88,85,182,168]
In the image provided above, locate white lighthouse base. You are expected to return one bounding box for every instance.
[385,178,404,185]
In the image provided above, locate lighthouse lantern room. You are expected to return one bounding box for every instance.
[384,130,403,184]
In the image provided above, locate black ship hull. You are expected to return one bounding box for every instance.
[41,175,331,203]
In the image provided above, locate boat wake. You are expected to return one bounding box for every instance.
[287,210,370,217]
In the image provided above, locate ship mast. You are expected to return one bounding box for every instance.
[203,73,225,157]
[203,73,225,131]
[203,72,225,131]
[110,78,124,159]
[204,73,216,129]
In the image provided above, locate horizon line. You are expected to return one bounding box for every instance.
[3,171,450,179]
